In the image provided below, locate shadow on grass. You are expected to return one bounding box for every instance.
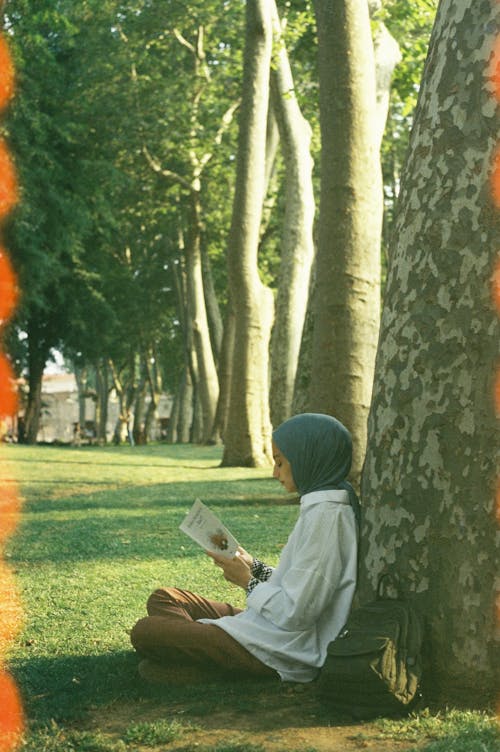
[11,650,338,731]
[10,442,223,461]
[7,480,297,563]
[20,479,291,514]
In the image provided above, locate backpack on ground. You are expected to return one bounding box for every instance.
[317,578,424,720]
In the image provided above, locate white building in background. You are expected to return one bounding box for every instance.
[28,372,171,444]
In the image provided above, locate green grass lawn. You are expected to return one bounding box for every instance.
[2,443,499,752]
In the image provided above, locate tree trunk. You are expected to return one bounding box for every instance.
[359,0,500,705]
[132,353,149,444]
[176,364,193,443]
[309,0,383,485]
[109,356,137,445]
[184,189,219,443]
[369,0,402,150]
[269,1,316,428]
[144,349,162,442]
[74,365,88,430]
[259,105,280,242]
[213,298,236,441]
[292,3,399,425]
[292,262,316,414]
[94,360,109,444]
[166,386,179,444]
[23,325,48,444]
[201,242,223,364]
[216,103,278,443]
[24,361,44,444]
[221,0,274,468]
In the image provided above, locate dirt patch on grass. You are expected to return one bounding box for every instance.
[88,682,422,752]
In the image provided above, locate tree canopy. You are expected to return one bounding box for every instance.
[2,0,437,444]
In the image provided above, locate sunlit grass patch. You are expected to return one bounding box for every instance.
[19,721,127,752]
[124,717,196,745]
[370,708,500,752]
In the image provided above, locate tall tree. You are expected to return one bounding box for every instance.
[141,24,238,444]
[309,0,383,483]
[268,0,315,429]
[4,1,91,442]
[221,0,274,467]
[359,0,499,703]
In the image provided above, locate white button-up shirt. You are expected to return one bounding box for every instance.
[200,489,358,682]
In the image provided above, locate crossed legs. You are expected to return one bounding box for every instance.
[130,587,276,678]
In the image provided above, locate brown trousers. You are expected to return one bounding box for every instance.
[130,587,277,678]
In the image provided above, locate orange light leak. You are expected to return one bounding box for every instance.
[0,30,24,752]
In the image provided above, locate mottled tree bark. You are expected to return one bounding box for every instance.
[309,0,383,484]
[222,0,274,467]
[269,1,315,429]
[360,0,500,704]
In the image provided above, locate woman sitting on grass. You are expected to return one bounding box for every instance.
[130,412,360,684]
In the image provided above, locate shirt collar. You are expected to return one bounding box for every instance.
[300,489,350,507]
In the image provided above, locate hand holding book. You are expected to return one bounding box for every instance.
[180,500,253,589]
[206,547,252,589]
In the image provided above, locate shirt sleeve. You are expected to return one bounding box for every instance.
[246,504,357,632]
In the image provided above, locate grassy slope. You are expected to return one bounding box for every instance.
[2,443,499,752]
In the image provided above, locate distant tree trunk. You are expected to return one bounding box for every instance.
[74,365,88,429]
[109,356,137,445]
[143,30,239,445]
[144,348,162,441]
[221,0,274,467]
[170,252,194,444]
[184,188,219,442]
[213,299,235,440]
[133,355,148,444]
[201,243,223,365]
[190,382,203,444]
[259,105,280,240]
[291,264,316,414]
[369,0,402,150]
[24,361,44,444]
[166,388,179,443]
[216,102,278,442]
[359,0,500,705]
[176,365,193,442]
[309,0,383,484]
[23,319,49,444]
[269,1,315,428]
[94,359,109,444]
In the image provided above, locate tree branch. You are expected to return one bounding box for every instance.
[198,99,240,170]
[173,27,195,54]
[142,146,193,191]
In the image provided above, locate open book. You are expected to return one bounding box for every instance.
[179,498,239,558]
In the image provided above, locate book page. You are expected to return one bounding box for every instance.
[179,498,239,558]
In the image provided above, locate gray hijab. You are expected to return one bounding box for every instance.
[272,413,361,528]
